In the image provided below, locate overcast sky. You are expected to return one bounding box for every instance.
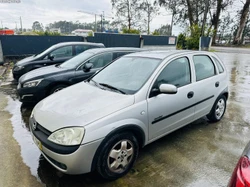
[0,0,243,35]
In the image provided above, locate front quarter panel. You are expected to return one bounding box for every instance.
[82,99,148,146]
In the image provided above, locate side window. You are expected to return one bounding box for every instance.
[193,55,215,81]
[75,45,89,55]
[212,56,224,73]
[153,57,191,88]
[113,52,130,60]
[50,46,73,59]
[88,53,113,69]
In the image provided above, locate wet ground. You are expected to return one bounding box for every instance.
[0,50,250,187]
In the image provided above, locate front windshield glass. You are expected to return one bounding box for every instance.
[92,57,161,94]
[35,45,57,59]
[59,51,94,69]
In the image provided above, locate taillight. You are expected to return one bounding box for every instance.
[229,156,250,187]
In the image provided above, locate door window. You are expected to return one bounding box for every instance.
[212,56,224,73]
[113,52,130,60]
[75,45,90,55]
[193,55,216,81]
[50,46,73,59]
[88,53,113,69]
[153,57,191,90]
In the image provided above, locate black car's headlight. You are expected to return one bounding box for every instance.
[14,66,24,71]
[48,127,85,146]
[23,79,43,88]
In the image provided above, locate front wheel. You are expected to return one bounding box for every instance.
[207,95,227,122]
[49,84,68,95]
[97,132,139,180]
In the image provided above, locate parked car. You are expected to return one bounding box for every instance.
[12,42,104,80]
[17,47,143,103]
[30,51,228,180]
[228,141,250,187]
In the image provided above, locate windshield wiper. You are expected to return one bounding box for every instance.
[99,83,126,94]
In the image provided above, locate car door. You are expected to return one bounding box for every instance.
[45,45,73,65]
[191,55,220,120]
[73,52,113,84]
[147,57,195,140]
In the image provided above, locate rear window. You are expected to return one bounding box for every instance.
[212,56,224,73]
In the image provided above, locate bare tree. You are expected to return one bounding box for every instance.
[140,0,159,34]
[233,0,250,45]
[111,0,143,30]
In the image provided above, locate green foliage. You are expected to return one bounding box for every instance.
[88,31,94,37]
[152,30,160,35]
[186,25,201,50]
[35,31,61,36]
[177,33,187,49]
[122,28,140,34]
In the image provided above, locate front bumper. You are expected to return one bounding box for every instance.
[12,67,27,80]
[29,117,103,174]
[17,84,47,103]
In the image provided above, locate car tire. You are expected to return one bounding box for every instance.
[207,95,227,122]
[49,84,68,95]
[97,132,139,180]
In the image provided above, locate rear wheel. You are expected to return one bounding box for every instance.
[207,95,227,122]
[49,84,68,95]
[97,132,139,180]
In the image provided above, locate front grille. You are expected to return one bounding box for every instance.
[36,123,51,136]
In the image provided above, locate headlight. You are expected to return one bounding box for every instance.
[48,127,85,146]
[14,66,24,71]
[23,79,43,88]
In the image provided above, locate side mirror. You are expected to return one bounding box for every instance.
[159,84,178,94]
[83,63,93,72]
[48,54,54,61]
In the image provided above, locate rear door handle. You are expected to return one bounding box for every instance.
[187,91,194,99]
[215,82,220,87]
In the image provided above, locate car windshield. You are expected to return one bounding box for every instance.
[59,51,94,69]
[35,45,57,59]
[91,56,161,94]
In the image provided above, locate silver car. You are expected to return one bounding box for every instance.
[30,51,228,180]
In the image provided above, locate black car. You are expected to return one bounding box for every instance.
[12,42,104,80]
[17,47,144,103]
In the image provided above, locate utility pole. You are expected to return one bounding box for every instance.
[1,21,3,29]
[170,12,174,36]
[95,14,97,32]
[20,16,23,33]
[100,13,103,32]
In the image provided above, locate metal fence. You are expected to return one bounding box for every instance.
[87,33,141,48]
[0,35,84,56]
[0,34,176,57]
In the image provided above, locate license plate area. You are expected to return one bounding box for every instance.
[33,135,43,151]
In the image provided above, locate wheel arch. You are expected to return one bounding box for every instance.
[46,81,71,95]
[90,124,146,172]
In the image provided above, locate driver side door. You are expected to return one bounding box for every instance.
[43,46,73,66]
[148,57,196,141]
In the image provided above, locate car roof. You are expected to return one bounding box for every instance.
[84,47,144,54]
[125,50,215,60]
[53,42,104,48]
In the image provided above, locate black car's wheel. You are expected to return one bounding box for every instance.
[49,84,68,95]
[97,132,139,180]
[207,95,227,122]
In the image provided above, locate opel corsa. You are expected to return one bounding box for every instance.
[30,51,228,180]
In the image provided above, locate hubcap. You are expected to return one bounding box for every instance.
[215,99,225,119]
[107,140,134,173]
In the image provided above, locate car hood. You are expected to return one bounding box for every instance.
[16,55,36,66]
[33,82,135,132]
[19,65,69,83]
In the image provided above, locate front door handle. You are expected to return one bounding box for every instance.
[215,82,220,87]
[187,91,194,99]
